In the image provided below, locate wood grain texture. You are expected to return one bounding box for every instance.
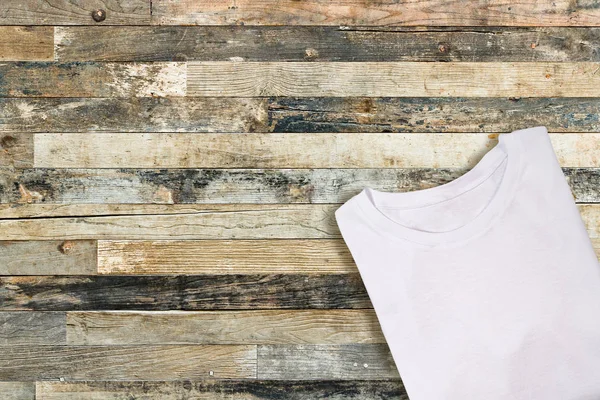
[0,275,370,310]
[0,62,185,97]
[54,26,600,62]
[0,204,598,241]
[0,133,33,168]
[0,240,96,275]
[66,310,385,345]
[0,27,53,61]
[37,380,408,400]
[0,382,34,400]
[0,345,256,380]
[4,97,600,134]
[0,0,150,25]
[0,98,267,133]
[33,132,600,169]
[2,168,597,205]
[98,239,355,274]
[187,62,600,97]
[257,344,399,380]
[0,312,65,345]
[152,0,600,26]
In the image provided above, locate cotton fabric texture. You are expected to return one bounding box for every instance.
[334,126,600,399]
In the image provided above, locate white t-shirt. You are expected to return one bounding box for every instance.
[334,126,600,400]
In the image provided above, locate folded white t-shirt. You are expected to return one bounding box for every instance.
[335,126,600,399]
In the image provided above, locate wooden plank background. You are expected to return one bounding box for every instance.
[1,1,599,399]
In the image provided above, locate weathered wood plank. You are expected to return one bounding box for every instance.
[4,97,600,134]
[2,168,598,205]
[0,133,33,168]
[0,0,150,25]
[0,274,370,310]
[54,26,600,62]
[66,310,384,345]
[0,98,267,133]
[258,344,399,380]
[152,0,600,26]
[0,382,34,400]
[0,62,185,97]
[37,379,407,400]
[0,312,65,345]
[0,345,256,380]
[33,132,600,169]
[0,27,53,61]
[0,204,598,241]
[267,97,600,133]
[98,239,355,274]
[0,240,96,275]
[188,62,600,97]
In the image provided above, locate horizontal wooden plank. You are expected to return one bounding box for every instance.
[0,382,34,400]
[66,310,384,345]
[0,274,370,310]
[0,0,150,25]
[98,239,355,274]
[0,345,256,380]
[188,62,600,97]
[0,204,598,241]
[0,312,65,345]
[152,0,600,26]
[54,26,600,62]
[258,344,399,380]
[0,98,267,133]
[0,62,185,97]
[0,133,33,168]
[3,168,598,205]
[4,97,600,134]
[37,379,407,400]
[33,132,600,169]
[0,240,96,275]
[0,27,53,61]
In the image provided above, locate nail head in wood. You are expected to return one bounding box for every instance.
[92,9,106,22]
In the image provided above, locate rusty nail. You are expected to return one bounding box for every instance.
[92,9,106,22]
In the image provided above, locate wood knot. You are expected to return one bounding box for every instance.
[59,241,76,254]
[0,135,17,149]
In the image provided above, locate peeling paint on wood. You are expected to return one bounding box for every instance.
[0,62,185,97]
[0,274,371,310]
[36,379,408,400]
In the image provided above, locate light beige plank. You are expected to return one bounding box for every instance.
[66,310,384,345]
[0,0,150,25]
[0,204,597,242]
[0,240,96,275]
[0,382,34,400]
[188,62,600,97]
[33,132,600,169]
[152,0,600,26]
[0,27,53,61]
[98,239,354,274]
[257,344,399,380]
[0,345,256,380]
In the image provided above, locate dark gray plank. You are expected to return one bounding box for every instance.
[258,344,400,380]
[37,379,408,399]
[0,345,256,380]
[0,240,97,275]
[2,168,597,204]
[0,275,370,310]
[0,312,65,345]
[0,0,150,25]
[2,97,600,133]
[54,26,600,62]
